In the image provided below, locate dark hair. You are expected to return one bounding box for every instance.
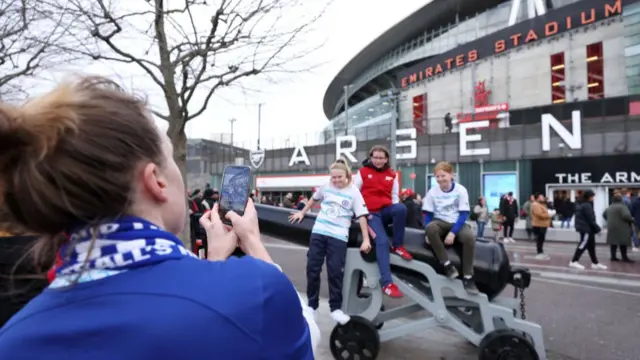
[0,76,163,264]
[582,190,595,202]
[477,197,484,206]
[335,158,346,164]
[369,145,390,159]
[203,188,214,198]
[508,192,513,196]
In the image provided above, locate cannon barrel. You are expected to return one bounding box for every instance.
[255,204,513,300]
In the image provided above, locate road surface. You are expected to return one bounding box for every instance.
[262,235,640,360]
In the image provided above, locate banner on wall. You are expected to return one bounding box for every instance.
[483,173,518,211]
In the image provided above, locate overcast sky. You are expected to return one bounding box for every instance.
[27,0,429,148]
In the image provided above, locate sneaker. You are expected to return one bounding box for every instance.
[462,277,480,294]
[444,263,459,279]
[382,283,403,298]
[591,263,607,270]
[391,246,413,260]
[632,247,640,253]
[330,309,351,325]
[569,261,585,270]
[535,253,550,260]
[509,238,517,243]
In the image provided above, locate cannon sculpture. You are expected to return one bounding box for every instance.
[255,204,546,360]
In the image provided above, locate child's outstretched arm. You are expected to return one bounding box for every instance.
[357,216,371,250]
[298,198,316,216]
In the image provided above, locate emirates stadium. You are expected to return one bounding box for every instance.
[190,0,640,239]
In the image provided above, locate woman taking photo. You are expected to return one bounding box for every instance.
[0,77,318,359]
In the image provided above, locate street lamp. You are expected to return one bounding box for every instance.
[343,84,355,135]
[257,103,264,149]
[379,89,402,169]
[229,118,237,145]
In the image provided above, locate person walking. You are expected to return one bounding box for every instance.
[473,197,489,239]
[500,192,519,243]
[570,190,607,270]
[604,192,635,263]
[530,194,551,260]
[630,192,640,252]
[522,194,534,241]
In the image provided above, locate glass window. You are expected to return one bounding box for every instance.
[626,3,640,16]
[625,22,640,36]
[627,64,640,77]
[626,54,640,66]
[626,34,640,47]
[412,93,427,135]
[586,42,604,100]
[623,12,640,26]
[626,44,640,57]
[551,52,566,103]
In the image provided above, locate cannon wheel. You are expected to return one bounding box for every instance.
[329,316,380,360]
[478,329,539,360]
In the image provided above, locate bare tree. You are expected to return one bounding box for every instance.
[52,0,326,173]
[0,0,71,100]
[48,0,327,242]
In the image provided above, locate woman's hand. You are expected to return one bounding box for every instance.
[199,204,238,261]
[225,199,273,263]
[289,211,305,223]
[360,238,371,253]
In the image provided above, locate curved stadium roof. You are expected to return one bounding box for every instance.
[322,0,508,119]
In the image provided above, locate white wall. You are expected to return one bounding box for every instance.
[403,20,627,131]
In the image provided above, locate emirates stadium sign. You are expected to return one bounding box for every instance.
[396,0,625,88]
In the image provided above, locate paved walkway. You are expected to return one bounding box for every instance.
[264,236,640,360]
[307,294,479,360]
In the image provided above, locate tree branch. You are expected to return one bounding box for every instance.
[45,0,330,133]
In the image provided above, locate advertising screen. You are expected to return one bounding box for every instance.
[483,173,517,211]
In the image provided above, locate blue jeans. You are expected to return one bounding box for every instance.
[367,203,407,287]
[632,226,639,248]
[476,221,486,238]
[561,217,571,228]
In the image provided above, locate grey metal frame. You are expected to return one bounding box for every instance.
[340,250,548,359]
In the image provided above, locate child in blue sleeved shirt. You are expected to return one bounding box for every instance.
[422,161,479,294]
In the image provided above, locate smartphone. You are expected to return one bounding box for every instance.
[218,165,252,225]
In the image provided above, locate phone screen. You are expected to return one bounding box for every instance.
[219,165,251,223]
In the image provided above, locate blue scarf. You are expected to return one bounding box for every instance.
[50,216,198,288]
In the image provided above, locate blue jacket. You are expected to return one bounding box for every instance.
[631,197,640,227]
[0,256,313,360]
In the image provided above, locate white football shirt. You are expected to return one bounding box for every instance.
[422,182,470,223]
[312,183,369,241]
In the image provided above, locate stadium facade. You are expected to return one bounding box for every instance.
[190,0,640,223]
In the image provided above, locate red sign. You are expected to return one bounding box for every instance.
[457,80,509,125]
[410,173,417,180]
